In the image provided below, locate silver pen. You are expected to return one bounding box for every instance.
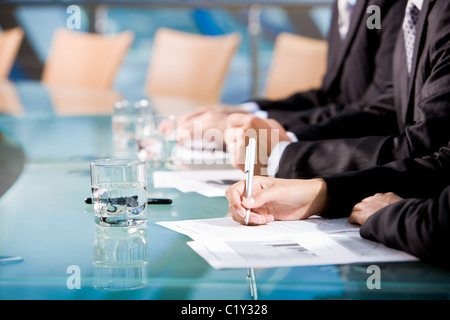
[244,138,256,225]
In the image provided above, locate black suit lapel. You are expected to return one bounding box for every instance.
[404,0,434,122]
[394,32,409,131]
[324,0,368,89]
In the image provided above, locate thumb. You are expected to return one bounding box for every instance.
[242,186,280,209]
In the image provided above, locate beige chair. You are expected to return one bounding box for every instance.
[0,81,24,116]
[42,29,134,89]
[0,27,24,81]
[145,28,241,104]
[263,32,328,100]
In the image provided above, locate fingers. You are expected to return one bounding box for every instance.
[225,180,246,217]
[224,126,247,170]
[178,106,209,124]
[231,210,274,226]
[349,192,403,226]
[225,176,275,226]
[242,185,280,209]
[225,114,261,171]
[176,106,223,143]
[227,112,252,128]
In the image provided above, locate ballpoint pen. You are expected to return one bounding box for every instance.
[243,139,258,299]
[84,197,172,205]
[244,138,256,225]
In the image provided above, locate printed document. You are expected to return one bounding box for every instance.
[157,217,418,269]
[153,169,245,197]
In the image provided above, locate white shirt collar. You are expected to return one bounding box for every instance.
[412,0,423,11]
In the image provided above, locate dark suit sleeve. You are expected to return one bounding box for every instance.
[273,87,398,141]
[320,141,450,267]
[360,188,450,268]
[321,141,450,217]
[255,89,328,113]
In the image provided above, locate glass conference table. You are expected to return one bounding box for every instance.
[0,80,450,301]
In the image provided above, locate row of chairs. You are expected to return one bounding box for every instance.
[0,26,327,104]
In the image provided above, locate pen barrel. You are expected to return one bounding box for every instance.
[148,198,172,205]
[85,197,172,205]
[245,172,254,198]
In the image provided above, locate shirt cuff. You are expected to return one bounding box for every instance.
[267,141,291,177]
[238,102,268,119]
[286,131,298,142]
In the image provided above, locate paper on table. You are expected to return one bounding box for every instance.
[157,217,418,269]
[157,216,359,241]
[174,139,230,164]
[153,169,245,197]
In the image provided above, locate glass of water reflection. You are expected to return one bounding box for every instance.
[93,225,149,291]
[90,159,147,227]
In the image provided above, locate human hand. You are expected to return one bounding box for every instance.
[176,105,247,145]
[225,176,329,225]
[349,192,404,225]
[225,114,292,176]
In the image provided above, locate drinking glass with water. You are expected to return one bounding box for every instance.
[136,113,177,168]
[90,159,147,227]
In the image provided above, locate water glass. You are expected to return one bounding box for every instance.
[136,113,177,167]
[90,159,147,227]
[112,99,148,157]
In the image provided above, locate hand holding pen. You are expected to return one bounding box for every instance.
[225,176,329,225]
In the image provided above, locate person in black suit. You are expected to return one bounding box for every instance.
[177,0,406,142]
[254,0,405,126]
[225,141,450,268]
[226,0,450,267]
[349,188,450,268]
[228,0,450,179]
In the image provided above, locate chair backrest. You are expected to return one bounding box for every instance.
[42,29,134,89]
[0,27,24,81]
[145,28,241,104]
[263,32,328,100]
[0,81,24,116]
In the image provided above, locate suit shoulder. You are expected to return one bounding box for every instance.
[430,1,450,18]
[370,0,407,9]
[427,1,450,36]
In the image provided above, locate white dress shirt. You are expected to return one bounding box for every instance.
[411,0,423,10]
[338,0,357,40]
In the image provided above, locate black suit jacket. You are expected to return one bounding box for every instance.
[254,0,406,128]
[277,0,450,179]
[321,141,450,268]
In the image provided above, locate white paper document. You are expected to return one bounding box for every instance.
[173,140,230,164]
[153,169,245,197]
[157,217,418,269]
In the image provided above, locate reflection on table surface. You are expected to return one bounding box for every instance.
[0,80,450,300]
[0,80,207,118]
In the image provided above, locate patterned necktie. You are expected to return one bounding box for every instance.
[403,0,420,74]
[338,0,356,40]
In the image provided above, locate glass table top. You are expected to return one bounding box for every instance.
[0,80,449,301]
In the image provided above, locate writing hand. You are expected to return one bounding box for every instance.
[225,176,329,225]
